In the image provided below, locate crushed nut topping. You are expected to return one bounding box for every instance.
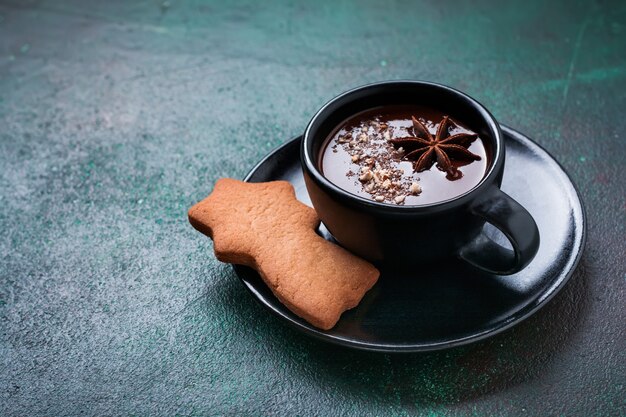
[324,108,487,206]
[409,182,422,195]
[330,118,423,205]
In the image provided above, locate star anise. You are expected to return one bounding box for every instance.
[389,116,481,180]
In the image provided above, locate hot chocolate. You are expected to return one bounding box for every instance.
[320,105,490,205]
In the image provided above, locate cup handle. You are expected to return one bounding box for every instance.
[459,186,540,275]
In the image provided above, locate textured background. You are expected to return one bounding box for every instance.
[1,0,625,415]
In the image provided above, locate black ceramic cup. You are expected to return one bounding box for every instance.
[301,80,540,275]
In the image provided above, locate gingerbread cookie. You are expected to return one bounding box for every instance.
[188,178,379,330]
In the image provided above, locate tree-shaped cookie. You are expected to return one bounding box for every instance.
[188,178,379,330]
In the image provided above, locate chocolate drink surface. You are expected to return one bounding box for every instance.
[320,105,490,206]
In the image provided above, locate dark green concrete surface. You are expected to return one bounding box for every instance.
[1,0,625,416]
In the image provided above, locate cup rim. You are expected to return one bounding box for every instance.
[302,80,504,213]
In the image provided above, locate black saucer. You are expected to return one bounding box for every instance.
[234,125,586,352]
